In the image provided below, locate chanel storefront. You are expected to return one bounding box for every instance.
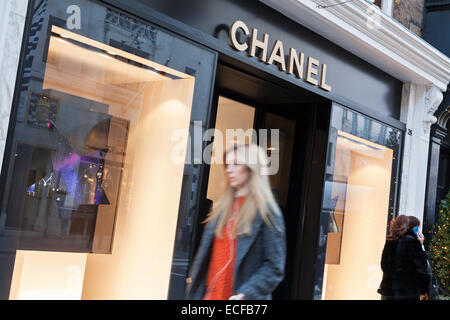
[0,0,414,300]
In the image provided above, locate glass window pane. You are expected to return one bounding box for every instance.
[6,24,194,253]
[264,112,296,211]
[206,96,256,205]
[315,102,402,300]
[2,0,215,300]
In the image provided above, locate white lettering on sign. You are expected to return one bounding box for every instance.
[229,20,332,92]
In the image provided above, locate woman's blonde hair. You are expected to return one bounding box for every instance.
[204,143,281,238]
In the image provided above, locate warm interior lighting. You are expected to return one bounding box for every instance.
[53,37,69,44]
[50,26,191,80]
[322,130,393,300]
[99,53,113,60]
[9,250,87,300]
[207,97,255,204]
[10,26,195,300]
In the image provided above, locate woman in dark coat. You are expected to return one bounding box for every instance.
[185,143,286,300]
[378,215,431,300]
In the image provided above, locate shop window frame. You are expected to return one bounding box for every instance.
[0,0,218,300]
[311,101,404,300]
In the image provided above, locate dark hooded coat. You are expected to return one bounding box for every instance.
[379,229,431,299]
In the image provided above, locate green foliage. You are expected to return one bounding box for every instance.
[428,189,450,297]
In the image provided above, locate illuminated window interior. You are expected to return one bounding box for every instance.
[322,130,393,300]
[206,96,255,204]
[9,26,195,299]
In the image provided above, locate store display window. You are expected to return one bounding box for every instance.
[1,0,215,299]
[314,103,402,300]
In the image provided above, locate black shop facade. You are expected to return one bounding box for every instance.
[0,0,404,300]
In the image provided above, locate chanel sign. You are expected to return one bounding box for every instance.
[229,20,332,92]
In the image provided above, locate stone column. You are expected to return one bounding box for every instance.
[398,83,443,228]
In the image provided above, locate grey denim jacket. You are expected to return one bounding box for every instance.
[185,207,286,300]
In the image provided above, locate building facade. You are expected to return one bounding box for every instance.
[0,0,448,300]
[423,0,450,241]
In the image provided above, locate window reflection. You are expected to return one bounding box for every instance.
[3,0,216,300]
[3,25,193,255]
[315,103,402,300]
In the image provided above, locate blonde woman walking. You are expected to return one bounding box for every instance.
[185,143,286,300]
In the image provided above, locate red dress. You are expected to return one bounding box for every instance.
[203,196,246,300]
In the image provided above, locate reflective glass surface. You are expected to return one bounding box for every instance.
[313,103,402,300]
[1,0,215,299]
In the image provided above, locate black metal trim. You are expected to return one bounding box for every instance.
[175,55,219,292]
[292,101,318,299]
[296,100,332,299]
[394,130,405,217]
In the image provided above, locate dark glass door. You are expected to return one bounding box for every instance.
[256,104,316,300]
[194,62,332,300]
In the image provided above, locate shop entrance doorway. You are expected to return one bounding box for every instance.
[195,61,332,299]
